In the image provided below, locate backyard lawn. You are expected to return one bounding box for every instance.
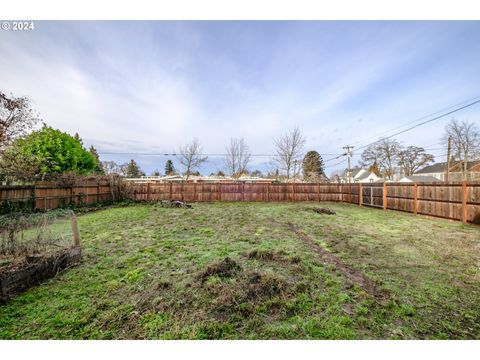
[0,202,479,339]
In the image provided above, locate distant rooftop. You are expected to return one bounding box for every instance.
[415,160,480,174]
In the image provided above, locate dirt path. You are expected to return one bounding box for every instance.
[288,223,387,301]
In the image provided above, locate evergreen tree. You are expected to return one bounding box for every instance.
[151,169,161,176]
[125,159,142,178]
[164,159,175,175]
[302,150,325,181]
[88,145,104,174]
[74,132,82,145]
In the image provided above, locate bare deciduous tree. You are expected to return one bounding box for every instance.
[441,119,480,177]
[273,127,306,180]
[224,138,251,178]
[178,138,208,180]
[101,161,121,175]
[0,91,40,149]
[360,138,401,180]
[100,161,123,201]
[397,146,434,176]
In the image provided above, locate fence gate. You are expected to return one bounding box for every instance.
[361,185,384,208]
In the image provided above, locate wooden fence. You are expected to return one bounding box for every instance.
[124,181,480,224]
[1,180,479,224]
[0,180,120,212]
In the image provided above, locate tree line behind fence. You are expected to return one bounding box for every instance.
[0,180,479,224]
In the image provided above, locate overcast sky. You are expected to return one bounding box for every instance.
[1,21,479,175]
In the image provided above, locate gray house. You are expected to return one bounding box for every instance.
[414,160,480,181]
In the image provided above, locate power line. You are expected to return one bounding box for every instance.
[324,158,347,169]
[97,151,344,157]
[354,98,480,152]
[349,95,480,147]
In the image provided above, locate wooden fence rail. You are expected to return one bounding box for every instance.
[124,181,480,224]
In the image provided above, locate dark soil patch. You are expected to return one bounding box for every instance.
[196,257,241,283]
[311,207,336,215]
[288,223,387,301]
[158,200,192,209]
[189,257,297,322]
[246,272,289,299]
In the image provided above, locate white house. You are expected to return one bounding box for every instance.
[340,168,382,183]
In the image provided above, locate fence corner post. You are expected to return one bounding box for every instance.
[71,214,81,247]
[383,182,388,211]
[462,180,468,224]
[359,184,362,207]
[413,183,418,215]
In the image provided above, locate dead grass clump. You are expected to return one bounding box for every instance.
[289,255,301,264]
[196,257,241,283]
[247,249,279,261]
[246,249,301,264]
[311,207,336,215]
[208,271,292,321]
[156,280,172,290]
[246,272,289,300]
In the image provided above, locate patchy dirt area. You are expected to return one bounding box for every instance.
[288,223,387,301]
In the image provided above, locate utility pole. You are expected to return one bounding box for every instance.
[343,145,354,183]
[446,136,451,182]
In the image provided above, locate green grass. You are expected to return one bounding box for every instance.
[1,202,479,339]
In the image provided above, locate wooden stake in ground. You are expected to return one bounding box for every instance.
[71,214,81,247]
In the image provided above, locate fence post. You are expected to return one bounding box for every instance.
[30,185,36,212]
[292,183,296,202]
[242,182,245,202]
[193,182,196,202]
[146,182,151,202]
[359,184,362,207]
[71,214,81,247]
[462,180,468,224]
[340,184,343,203]
[383,182,387,211]
[317,183,321,202]
[169,182,173,201]
[97,181,100,203]
[266,183,269,202]
[413,183,418,215]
